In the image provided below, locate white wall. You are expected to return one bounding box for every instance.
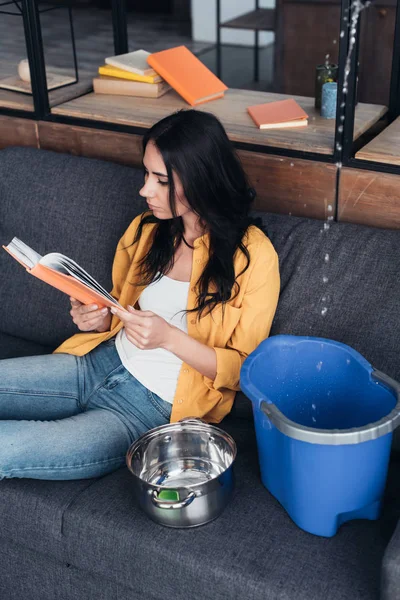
[191,0,275,47]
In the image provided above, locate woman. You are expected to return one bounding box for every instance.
[0,109,280,481]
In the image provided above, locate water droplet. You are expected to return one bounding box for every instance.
[288,212,292,216]
[336,143,342,152]
[316,361,323,371]
[323,276,329,283]
[312,404,316,410]
[327,215,334,221]
[322,296,326,302]
[290,162,294,167]
[340,30,345,38]
[346,359,351,365]
[324,253,329,262]
[321,307,328,316]
[333,39,337,44]
[304,203,307,208]
[327,204,333,212]
[324,222,330,230]
[338,125,343,133]
[336,161,342,168]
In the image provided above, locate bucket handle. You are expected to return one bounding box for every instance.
[371,370,400,401]
[150,490,196,510]
[372,369,400,429]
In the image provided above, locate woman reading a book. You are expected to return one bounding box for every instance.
[0,110,280,481]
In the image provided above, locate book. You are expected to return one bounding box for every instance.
[247,98,309,130]
[3,237,124,309]
[93,76,171,98]
[105,49,157,77]
[98,64,162,84]
[147,45,228,106]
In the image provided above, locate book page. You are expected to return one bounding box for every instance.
[5,237,42,269]
[40,252,122,307]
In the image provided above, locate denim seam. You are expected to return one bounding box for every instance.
[147,389,171,420]
[0,389,78,400]
[2,454,126,474]
[75,354,86,411]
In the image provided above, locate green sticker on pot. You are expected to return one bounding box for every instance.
[158,490,179,502]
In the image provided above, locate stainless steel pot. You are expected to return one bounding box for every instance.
[126,419,237,528]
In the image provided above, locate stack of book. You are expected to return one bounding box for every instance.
[93,46,228,106]
[93,49,171,99]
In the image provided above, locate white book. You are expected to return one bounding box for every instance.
[105,49,157,77]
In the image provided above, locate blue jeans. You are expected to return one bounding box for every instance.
[0,339,172,480]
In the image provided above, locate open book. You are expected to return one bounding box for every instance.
[3,237,124,309]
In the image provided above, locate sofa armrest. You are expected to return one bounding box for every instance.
[381,518,400,599]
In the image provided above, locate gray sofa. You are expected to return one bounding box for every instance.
[0,146,399,600]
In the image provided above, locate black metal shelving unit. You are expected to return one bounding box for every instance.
[215,0,276,82]
[0,0,81,119]
[1,0,400,179]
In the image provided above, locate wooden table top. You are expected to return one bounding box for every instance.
[356,117,400,166]
[51,88,387,155]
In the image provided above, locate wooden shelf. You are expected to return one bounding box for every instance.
[0,58,93,113]
[356,117,400,166]
[221,9,276,31]
[0,76,93,113]
[0,88,34,112]
[51,88,387,156]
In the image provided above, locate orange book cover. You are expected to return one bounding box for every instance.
[247,98,308,130]
[147,45,228,106]
[3,242,123,310]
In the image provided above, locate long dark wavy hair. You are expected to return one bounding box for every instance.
[132,109,265,319]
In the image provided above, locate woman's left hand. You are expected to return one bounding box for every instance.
[111,305,173,350]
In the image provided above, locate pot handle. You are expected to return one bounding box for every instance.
[151,490,196,510]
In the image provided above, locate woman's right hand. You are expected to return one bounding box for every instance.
[69,297,112,332]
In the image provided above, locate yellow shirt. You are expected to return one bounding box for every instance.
[54,213,280,423]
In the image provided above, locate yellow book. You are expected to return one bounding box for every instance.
[98,64,162,84]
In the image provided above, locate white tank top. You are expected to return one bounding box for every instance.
[115,275,190,404]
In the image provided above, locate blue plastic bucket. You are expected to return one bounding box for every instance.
[240,335,400,537]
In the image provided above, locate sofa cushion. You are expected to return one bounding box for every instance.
[261,212,400,382]
[0,147,146,349]
[0,477,96,561]
[58,416,400,600]
[382,520,400,600]
[0,330,53,360]
[0,539,145,600]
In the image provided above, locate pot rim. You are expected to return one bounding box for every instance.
[126,421,237,489]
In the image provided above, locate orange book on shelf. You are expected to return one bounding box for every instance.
[247,98,308,130]
[147,45,228,106]
[3,238,124,309]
